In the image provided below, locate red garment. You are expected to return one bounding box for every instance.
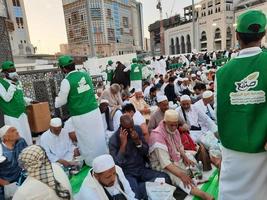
[178,127,197,151]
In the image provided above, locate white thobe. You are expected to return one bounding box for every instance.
[151,60,161,75]
[0,79,32,145]
[113,110,145,132]
[144,85,152,97]
[55,70,107,166]
[75,165,137,200]
[101,112,115,144]
[39,129,75,162]
[215,47,267,200]
[194,99,216,121]
[176,105,217,143]
[13,163,73,200]
[158,59,167,75]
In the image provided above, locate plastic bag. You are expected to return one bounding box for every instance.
[146,182,176,200]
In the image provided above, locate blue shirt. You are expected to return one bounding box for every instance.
[109,126,149,177]
[0,138,27,182]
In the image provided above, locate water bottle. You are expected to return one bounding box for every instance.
[198,161,203,180]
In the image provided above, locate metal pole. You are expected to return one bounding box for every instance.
[192,0,196,51]
[85,0,96,57]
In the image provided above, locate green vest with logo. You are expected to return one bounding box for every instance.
[0,79,26,118]
[66,71,98,116]
[130,64,142,81]
[106,66,114,82]
[216,51,267,153]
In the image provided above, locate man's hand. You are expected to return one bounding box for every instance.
[179,173,193,188]
[119,128,128,147]
[58,159,72,167]
[0,178,10,186]
[180,123,190,132]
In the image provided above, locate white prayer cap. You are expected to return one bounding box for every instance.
[50,118,62,127]
[191,74,196,78]
[183,78,189,82]
[93,154,115,173]
[0,125,12,139]
[157,95,168,103]
[100,99,109,104]
[180,95,191,102]
[196,71,202,76]
[164,109,179,122]
[210,68,216,73]
[202,90,213,99]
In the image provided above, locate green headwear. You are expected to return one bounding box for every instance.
[236,10,267,33]
[58,55,74,68]
[108,60,113,65]
[132,58,137,63]
[1,61,15,71]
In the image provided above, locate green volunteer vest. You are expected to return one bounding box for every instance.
[216,51,267,153]
[130,64,142,81]
[106,66,114,82]
[0,79,26,118]
[66,71,98,116]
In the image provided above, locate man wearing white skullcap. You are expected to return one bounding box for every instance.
[39,118,78,167]
[0,125,27,199]
[176,95,217,143]
[149,110,214,200]
[76,154,137,200]
[148,95,169,133]
[129,88,151,120]
[194,90,216,121]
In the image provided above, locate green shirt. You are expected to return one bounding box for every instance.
[130,63,142,81]
[216,51,267,153]
[106,65,114,82]
[66,71,98,116]
[0,79,26,118]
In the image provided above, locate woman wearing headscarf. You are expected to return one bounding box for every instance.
[13,145,72,200]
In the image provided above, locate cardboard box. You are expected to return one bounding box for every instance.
[27,102,51,133]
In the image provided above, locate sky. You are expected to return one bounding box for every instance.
[24,0,193,54]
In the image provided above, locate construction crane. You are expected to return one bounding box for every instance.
[156,0,164,55]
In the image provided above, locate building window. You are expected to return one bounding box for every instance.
[24,40,26,43]
[107,9,112,18]
[122,17,129,28]
[12,0,20,7]
[226,4,231,11]
[16,17,23,28]
[68,18,71,25]
[81,15,84,21]
[107,28,115,41]
[20,40,23,44]
[218,7,220,12]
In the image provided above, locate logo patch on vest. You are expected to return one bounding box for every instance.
[77,77,90,94]
[230,72,266,105]
[134,67,140,73]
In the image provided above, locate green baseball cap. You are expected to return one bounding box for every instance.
[108,60,113,65]
[58,55,74,68]
[1,61,15,71]
[132,58,137,63]
[236,10,267,33]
